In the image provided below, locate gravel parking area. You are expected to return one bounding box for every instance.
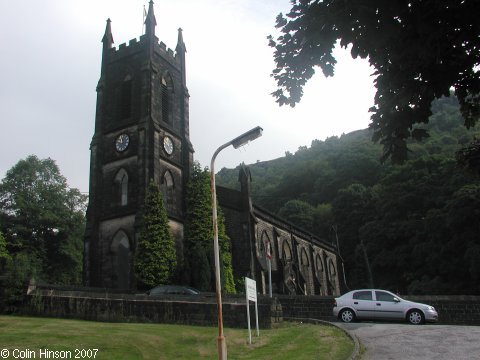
[338,322,480,360]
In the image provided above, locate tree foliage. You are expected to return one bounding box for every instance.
[0,231,9,269]
[0,155,86,285]
[456,138,480,176]
[134,180,177,289]
[278,199,315,230]
[183,163,235,293]
[183,163,213,290]
[268,0,480,163]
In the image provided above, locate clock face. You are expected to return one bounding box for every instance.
[163,136,174,155]
[115,133,130,152]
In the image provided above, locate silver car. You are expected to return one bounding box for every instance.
[148,285,201,296]
[333,289,438,325]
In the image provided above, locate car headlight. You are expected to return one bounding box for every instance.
[425,306,435,311]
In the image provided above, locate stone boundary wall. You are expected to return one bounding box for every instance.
[406,295,480,325]
[19,284,480,327]
[23,285,282,329]
[277,295,337,322]
[276,295,480,325]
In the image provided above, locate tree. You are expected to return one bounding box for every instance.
[443,184,480,294]
[0,155,86,285]
[218,208,236,294]
[183,163,235,293]
[0,231,9,269]
[332,183,377,288]
[312,203,334,239]
[278,199,315,231]
[134,180,177,289]
[352,157,477,294]
[456,138,480,176]
[269,0,480,163]
[183,163,213,290]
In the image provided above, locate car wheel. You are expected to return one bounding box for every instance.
[339,308,355,323]
[407,309,425,325]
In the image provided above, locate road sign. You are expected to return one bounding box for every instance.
[245,277,259,344]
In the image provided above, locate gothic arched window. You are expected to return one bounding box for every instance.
[114,168,129,206]
[260,231,272,260]
[328,259,337,281]
[110,230,131,288]
[282,241,292,262]
[315,253,326,294]
[300,248,309,267]
[315,254,324,274]
[120,75,132,119]
[327,258,339,295]
[161,76,170,124]
[161,170,175,210]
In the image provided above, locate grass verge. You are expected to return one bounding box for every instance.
[0,316,353,359]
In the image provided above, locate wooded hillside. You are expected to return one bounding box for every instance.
[217,96,480,295]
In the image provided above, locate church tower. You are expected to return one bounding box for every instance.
[84,1,193,288]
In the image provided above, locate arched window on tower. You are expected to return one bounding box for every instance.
[110,230,131,288]
[161,170,175,211]
[114,168,129,206]
[120,75,132,119]
[161,76,170,124]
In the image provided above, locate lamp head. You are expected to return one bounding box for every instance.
[231,126,263,149]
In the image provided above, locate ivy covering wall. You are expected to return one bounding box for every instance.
[183,163,235,293]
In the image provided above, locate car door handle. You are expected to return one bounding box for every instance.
[376,303,381,306]
[354,302,358,304]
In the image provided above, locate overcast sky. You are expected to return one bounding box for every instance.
[0,0,375,193]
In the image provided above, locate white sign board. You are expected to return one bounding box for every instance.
[245,277,259,344]
[246,277,257,302]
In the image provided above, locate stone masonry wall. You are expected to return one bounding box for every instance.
[406,295,480,325]
[277,295,480,325]
[23,287,282,329]
[20,284,480,326]
[277,295,337,322]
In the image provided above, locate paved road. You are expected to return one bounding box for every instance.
[338,322,480,360]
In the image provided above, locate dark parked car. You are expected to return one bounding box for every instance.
[333,289,438,325]
[147,285,201,296]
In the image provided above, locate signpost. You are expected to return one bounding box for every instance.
[245,277,259,344]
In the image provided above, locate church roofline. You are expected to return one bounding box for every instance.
[216,184,337,253]
[251,203,337,252]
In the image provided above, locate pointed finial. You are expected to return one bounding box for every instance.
[144,0,157,38]
[176,27,187,85]
[102,18,114,49]
[176,27,187,53]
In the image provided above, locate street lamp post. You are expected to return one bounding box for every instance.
[210,126,263,360]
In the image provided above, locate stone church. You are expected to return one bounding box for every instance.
[83,1,340,296]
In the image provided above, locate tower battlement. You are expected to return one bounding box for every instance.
[108,36,180,68]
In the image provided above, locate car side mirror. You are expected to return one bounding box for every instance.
[393,297,400,303]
